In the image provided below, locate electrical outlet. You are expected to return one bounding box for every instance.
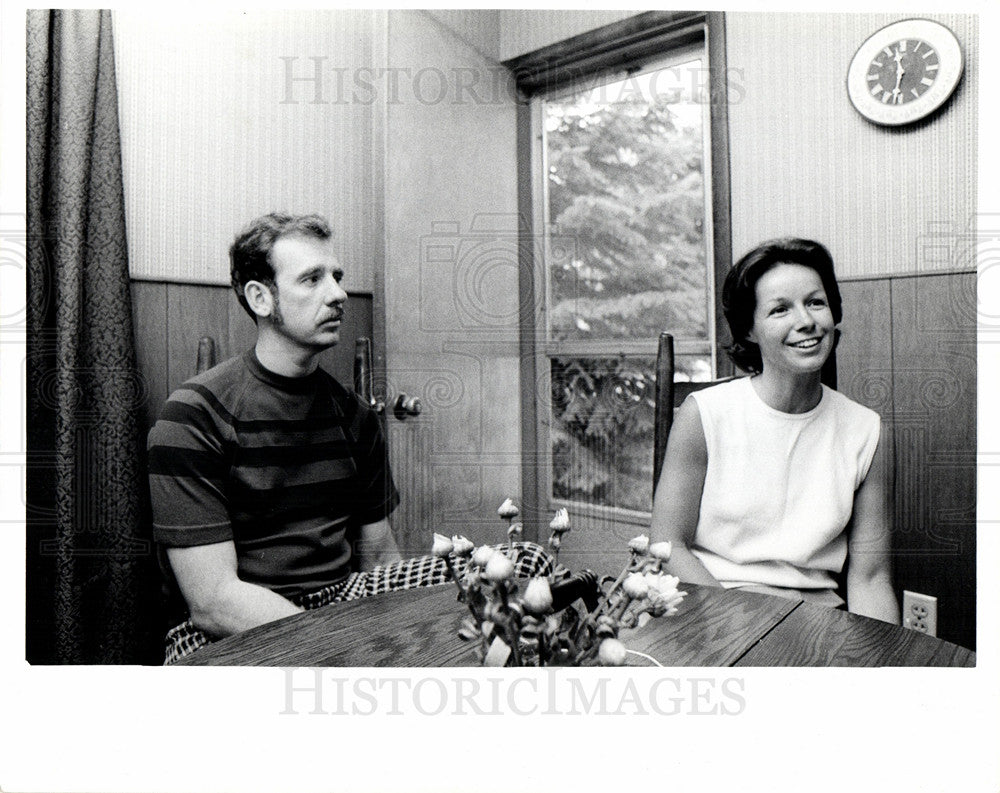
[902,590,937,637]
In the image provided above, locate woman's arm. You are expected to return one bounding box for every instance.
[846,434,900,623]
[649,396,720,586]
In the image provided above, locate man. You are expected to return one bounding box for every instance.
[148,213,550,663]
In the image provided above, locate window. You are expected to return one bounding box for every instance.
[518,14,731,523]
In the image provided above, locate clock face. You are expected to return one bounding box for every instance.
[847,20,963,126]
[865,38,939,106]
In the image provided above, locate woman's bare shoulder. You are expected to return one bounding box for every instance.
[667,395,707,461]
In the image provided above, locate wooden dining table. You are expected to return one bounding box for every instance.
[176,579,974,667]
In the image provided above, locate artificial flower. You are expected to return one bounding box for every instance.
[448,505,688,667]
[643,572,686,616]
[451,535,475,556]
[622,572,650,599]
[522,577,554,614]
[643,571,682,596]
[471,545,496,568]
[597,638,628,666]
[648,541,673,562]
[549,507,570,533]
[432,533,454,558]
[483,552,515,583]
[497,498,519,519]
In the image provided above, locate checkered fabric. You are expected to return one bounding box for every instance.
[163,541,554,665]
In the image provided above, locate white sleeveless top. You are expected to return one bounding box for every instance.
[689,377,881,593]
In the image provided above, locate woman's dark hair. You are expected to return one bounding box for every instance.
[229,212,332,320]
[722,237,842,373]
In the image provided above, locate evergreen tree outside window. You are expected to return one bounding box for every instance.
[535,48,718,516]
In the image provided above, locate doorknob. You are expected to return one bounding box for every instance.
[393,394,422,420]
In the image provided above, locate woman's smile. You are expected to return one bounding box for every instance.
[748,263,836,377]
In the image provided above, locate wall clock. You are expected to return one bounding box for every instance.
[847,19,963,126]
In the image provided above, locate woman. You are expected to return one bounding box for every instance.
[651,238,898,622]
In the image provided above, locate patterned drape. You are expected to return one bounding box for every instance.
[26,10,160,664]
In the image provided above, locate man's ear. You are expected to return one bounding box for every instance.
[244,281,275,320]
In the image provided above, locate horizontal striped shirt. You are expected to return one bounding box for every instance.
[148,350,399,599]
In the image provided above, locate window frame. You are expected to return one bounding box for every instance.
[536,41,718,363]
[514,11,733,532]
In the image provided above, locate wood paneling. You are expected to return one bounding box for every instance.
[315,293,372,392]
[227,297,258,364]
[132,268,976,651]
[165,284,232,396]
[130,281,168,432]
[838,279,895,523]
[834,273,975,650]
[132,281,372,430]
[889,272,976,650]
[837,279,894,418]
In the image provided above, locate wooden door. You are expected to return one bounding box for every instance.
[379,12,522,556]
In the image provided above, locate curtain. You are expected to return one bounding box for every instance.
[26,10,160,664]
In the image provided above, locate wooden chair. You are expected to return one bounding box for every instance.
[653,333,731,495]
[354,336,374,404]
[195,337,217,374]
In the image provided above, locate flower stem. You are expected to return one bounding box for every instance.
[596,566,629,616]
[495,583,522,666]
[610,593,633,623]
[443,557,463,592]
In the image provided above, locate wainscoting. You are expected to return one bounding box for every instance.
[837,270,976,650]
[130,281,373,432]
[130,270,977,650]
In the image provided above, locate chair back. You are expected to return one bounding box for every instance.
[653,333,733,494]
[195,337,216,374]
[354,336,373,403]
[652,332,837,494]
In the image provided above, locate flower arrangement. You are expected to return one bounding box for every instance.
[431,500,687,667]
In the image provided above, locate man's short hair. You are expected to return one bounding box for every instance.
[722,237,843,373]
[229,212,333,320]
